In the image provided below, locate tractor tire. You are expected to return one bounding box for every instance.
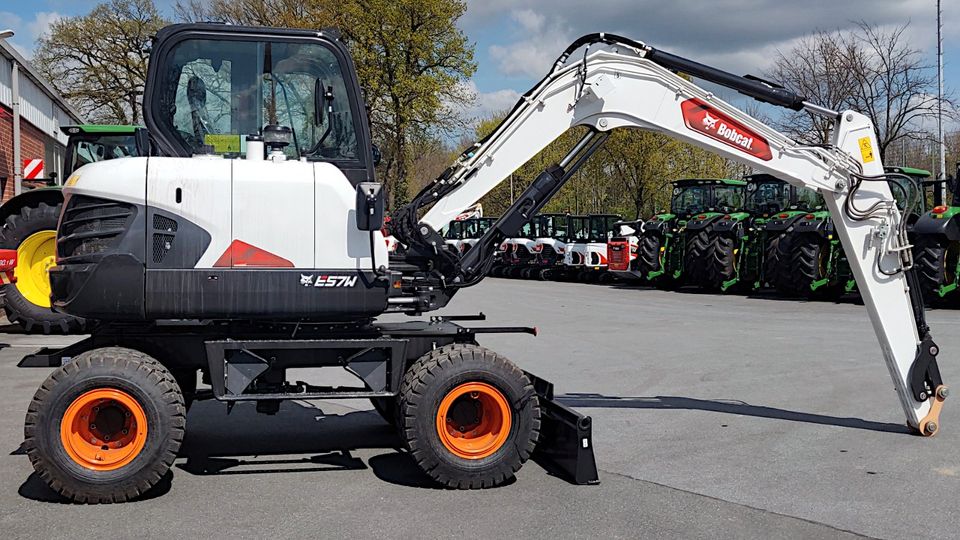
[398,343,540,489]
[637,233,664,278]
[791,233,841,299]
[23,347,186,503]
[0,202,86,334]
[703,232,739,290]
[763,233,801,295]
[913,235,960,304]
[684,229,711,287]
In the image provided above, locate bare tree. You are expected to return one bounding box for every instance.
[767,22,948,160]
[766,31,857,144]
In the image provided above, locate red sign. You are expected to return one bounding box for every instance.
[680,98,772,161]
[23,158,44,179]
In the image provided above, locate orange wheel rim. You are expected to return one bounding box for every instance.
[436,382,511,460]
[60,389,147,471]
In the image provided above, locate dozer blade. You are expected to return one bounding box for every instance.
[525,371,599,485]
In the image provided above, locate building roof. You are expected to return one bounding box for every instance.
[0,38,84,124]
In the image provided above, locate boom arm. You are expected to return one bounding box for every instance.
[391,34,946,435]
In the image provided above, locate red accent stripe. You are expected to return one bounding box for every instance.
[213,240,294,268]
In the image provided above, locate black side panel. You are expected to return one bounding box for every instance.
[144,269,388,320]
[50,255,146,319]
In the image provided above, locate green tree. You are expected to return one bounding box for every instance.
[176,0,476,209]
[33,0,168,124]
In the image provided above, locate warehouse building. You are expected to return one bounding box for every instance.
[0,34,84,203]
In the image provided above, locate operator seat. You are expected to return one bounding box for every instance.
[186,75,210,145]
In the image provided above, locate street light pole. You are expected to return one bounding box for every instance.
[937,0,947,201]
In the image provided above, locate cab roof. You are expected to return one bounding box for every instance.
[672,178,746,187]
[60,124,141,136]
[885,166,931,178]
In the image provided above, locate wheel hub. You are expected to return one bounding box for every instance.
[60,389,147,471]
[436,382,511,460]
[14,230,57,308]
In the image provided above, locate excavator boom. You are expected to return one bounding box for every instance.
[392,34,946,435]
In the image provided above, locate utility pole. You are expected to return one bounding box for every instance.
[937,0,947,200]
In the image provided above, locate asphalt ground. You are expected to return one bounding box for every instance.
[2,278,959,539]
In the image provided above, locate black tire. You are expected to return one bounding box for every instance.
[913,235,959,304]
[705,232,738,290]
[398,343,540,489]
[791,233,841,299]
[0,202,86,334]
[684,229,711,287]
[636,233,664,278]
[519,267,535,280]
[537,268,552,281]
[764,233,801,295]
[23,347,186,503]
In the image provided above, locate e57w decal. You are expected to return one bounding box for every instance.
[300,274,359,288]
[680,98,773,161]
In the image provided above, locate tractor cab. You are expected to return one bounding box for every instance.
[61,125,143,178]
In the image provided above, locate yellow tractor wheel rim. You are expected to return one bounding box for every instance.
[15,230,57,308]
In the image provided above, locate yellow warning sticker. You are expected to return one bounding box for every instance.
[204,134,242,154]
[858,136,875,163]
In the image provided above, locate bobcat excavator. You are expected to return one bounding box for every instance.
[20,23,947,503]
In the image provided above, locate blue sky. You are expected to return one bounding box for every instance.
[2,0,957,126]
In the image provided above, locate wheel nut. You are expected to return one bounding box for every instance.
[103,435,110,441]
[459,426,466,432]
[89,424,96,430]
[125,411,131,417]
[470,391,479,399]
[122,428,128,435]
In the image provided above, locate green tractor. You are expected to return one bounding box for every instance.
[769,166,933,299]
[706,174,821,292]
[909,164,960,303]
[0,124,143,333]
[635,178,745,288]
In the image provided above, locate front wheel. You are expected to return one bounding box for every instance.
[23,347,186,503]
[398,344,540,489]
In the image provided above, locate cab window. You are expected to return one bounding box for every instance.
[159,38,358,161]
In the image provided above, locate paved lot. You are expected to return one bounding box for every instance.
[2,279,960,539]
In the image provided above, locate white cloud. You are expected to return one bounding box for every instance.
[465,0,959,80]
[489,10,573,78]
[456,80,521,122]
[0,11,62,58]
[27,12,62,42]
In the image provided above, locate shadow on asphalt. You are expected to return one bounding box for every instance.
[558,393,912,434]
[16,401,441,503]
[18,471,173,503]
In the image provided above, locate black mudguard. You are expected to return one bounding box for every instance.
[683,214,723,232]
[526,371,599,485]
[763,213,806,233]
[793,216,834,238]
[913,214,960,242]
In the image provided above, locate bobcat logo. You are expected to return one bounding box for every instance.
[702,112,719,130]
[300,274,314,286]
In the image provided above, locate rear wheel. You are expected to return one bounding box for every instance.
[764,233,801,295]
[23,347,185,503]
[791,233,841,299]
[637,233,664,278]
[398,343,540,489]
[913,235,960,304]
[0,202,86,334]
[684,229,711,287]
[705,232,738,290]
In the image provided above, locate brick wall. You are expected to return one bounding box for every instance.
[0,104,54,203]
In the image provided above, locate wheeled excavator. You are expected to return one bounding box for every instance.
[19,24,947,503]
